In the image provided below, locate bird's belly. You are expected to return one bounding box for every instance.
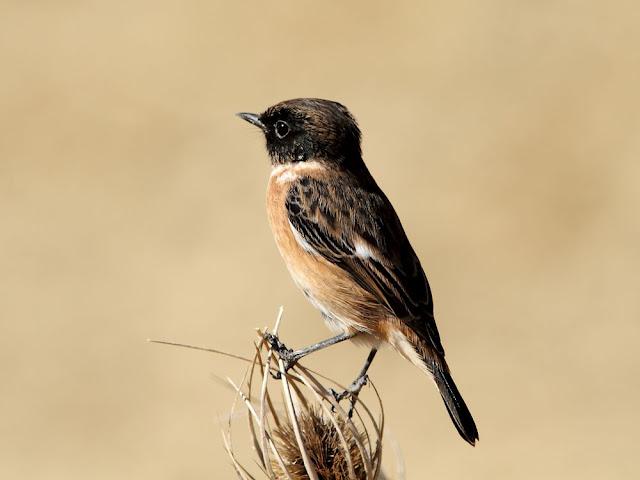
[280,238,371,335]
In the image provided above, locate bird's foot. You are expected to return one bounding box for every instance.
[263,332,299,379]
[330,374,369,418]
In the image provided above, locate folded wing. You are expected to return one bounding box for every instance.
[286,175,444,356]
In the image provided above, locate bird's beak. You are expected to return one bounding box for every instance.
[237,112,267,132]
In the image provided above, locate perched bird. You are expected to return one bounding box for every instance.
[238,99,478,445]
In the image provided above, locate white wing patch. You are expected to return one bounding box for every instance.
[354,240,376,260]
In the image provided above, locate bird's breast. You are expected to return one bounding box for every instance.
[265,162,330,291]
[265,162,384,335]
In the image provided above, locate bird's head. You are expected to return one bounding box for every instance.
[238,98,362,168]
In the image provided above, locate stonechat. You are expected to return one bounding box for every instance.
[238,98,478,445]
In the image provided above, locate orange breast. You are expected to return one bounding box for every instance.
[265,163,386,336]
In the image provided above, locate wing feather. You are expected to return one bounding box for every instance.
[286,174,444,355]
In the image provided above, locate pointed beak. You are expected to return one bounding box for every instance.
[236,112,267,132]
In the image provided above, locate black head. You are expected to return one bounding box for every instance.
[238,98,362,168]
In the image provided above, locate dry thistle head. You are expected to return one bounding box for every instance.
[270,406,367,480]
[222,311,384,480]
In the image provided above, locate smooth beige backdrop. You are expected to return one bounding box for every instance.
[2,1,639,478]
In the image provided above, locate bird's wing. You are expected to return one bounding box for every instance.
[286,175,444,355]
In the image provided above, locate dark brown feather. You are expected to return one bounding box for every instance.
[286,169,444,356]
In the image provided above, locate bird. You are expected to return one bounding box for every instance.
[237,98,478,445]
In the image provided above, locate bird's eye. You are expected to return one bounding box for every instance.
[275,120,290,139]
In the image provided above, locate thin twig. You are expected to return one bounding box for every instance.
[279,360,319,480]
[148,339,253,363]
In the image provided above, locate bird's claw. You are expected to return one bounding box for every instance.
[330,374,369,418]
[263,332,298,379]
[263,332,288,353]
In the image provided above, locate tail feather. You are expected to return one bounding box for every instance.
[389,326,479,445]
[433,364,479,446]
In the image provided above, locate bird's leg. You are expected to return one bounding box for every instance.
[332,348,378,417]
[263,331,355,378]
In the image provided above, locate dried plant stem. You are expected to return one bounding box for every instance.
[152,307,387,479]
[278,357,320,480]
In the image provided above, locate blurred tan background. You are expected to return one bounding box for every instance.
[1,1,639,478]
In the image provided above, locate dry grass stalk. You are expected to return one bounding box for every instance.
[149,308,387,479]
[223,308,385,480]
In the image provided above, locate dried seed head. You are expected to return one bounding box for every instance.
[271,407,367,480]
[222,318,385,480]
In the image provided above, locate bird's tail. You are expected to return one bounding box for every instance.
[389,325,479,446]
[432,361,479,446]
